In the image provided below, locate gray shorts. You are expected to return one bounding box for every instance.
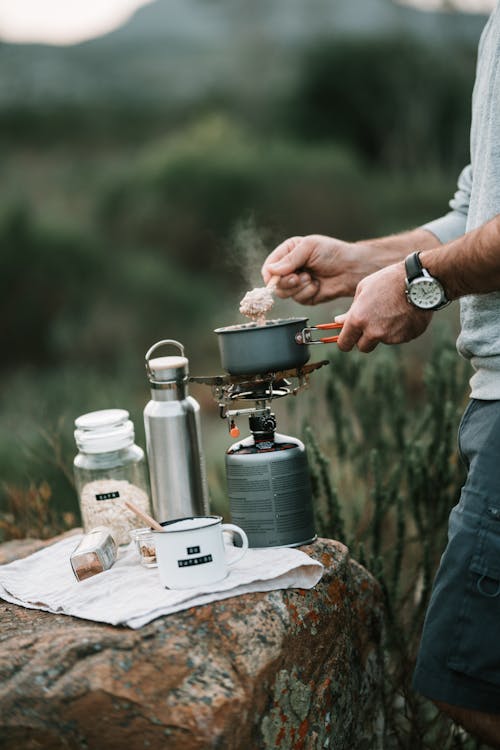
[413,398,500,713]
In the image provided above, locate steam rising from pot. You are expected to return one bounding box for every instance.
[230,218,269,290]
[232,219,278,325]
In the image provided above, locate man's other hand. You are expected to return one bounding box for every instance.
[336,262,432,353]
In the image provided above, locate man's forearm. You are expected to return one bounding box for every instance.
[359,227,441,264]
[420,215,500,300]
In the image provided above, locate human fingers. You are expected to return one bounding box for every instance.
[265,237,316,280]
[336,311,380,352]
[261,236,302,284]
[335,314,363,352]
[290,278,320,305]
[355,335,379,354]
[273,272,312,299]
[273,274,301,298]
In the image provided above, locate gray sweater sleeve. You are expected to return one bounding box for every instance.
[421,164,472,243]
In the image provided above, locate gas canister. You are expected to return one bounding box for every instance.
[225,413,316,548]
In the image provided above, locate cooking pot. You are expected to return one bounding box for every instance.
[214,317,343,375]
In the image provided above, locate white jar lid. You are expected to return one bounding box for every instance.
[74,409,135,453]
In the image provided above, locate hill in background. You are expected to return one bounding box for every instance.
[0,0,488,107]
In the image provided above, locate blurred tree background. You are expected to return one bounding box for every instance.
[0,0,482,526]
[0,0,494,745]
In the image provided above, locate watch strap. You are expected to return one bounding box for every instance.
[405,251,423,282]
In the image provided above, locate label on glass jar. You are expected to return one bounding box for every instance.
[95,491,121,501]
[80,479,151,545]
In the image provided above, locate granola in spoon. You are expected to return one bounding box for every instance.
[239,278,278,325]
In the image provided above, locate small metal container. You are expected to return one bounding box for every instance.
[70,526,117,581]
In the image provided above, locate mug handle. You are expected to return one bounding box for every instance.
[221,523,249,565]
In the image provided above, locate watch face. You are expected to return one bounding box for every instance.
[408,278,444,309]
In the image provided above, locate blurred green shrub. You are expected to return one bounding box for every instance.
[0,204,101,367]
[288,36,475,171]
[0,103,174,146]
[0,201,224,371]
[97,114,457,265]
[97,115,371,266]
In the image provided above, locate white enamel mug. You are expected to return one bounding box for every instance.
[153,515,249,589]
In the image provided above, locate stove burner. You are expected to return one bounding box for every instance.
[189,360,329,390]
[191,360,329,434]
[226,379,291,401]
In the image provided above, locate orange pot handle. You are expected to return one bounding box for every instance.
[314,322,344,331]
[319,335,341,343]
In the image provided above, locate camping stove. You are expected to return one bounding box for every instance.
[190,360,328,548]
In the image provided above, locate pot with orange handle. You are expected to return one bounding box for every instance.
[214,317,344,375]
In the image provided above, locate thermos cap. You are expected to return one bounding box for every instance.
[74,409,135,453]
[148,355,189,383]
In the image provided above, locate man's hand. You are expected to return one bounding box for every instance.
[336,262,433,353]
[261,234,384,304]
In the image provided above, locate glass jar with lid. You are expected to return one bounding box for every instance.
[73,409,151,545]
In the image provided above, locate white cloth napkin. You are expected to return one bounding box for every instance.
[0,535,323,629]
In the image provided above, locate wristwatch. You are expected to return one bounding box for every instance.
[404,251,449,311]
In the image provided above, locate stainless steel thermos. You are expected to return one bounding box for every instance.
[144,340,209,521]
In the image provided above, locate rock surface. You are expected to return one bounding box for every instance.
[0,535,384,750]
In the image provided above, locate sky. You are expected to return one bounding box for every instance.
[0,0,496,46]
[0,0,153,45]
